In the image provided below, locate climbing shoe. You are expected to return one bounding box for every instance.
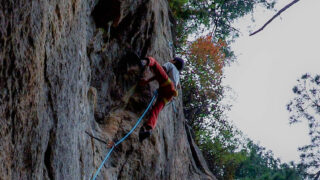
[139,125,152,142]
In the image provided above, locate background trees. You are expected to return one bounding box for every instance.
[235,141,304,180]
[170,0,276,53]
[169,0,308,179]
[287,73,320,179]
[181,35,228,132]
[179,34,305,180]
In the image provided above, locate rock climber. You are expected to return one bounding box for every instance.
[106,56,184,147]
[138,56,184,142]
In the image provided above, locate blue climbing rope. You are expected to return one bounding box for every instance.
[91,90,158,180]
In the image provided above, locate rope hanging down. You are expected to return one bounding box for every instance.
[91,90,158,180]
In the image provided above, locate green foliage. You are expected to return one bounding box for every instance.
[180,36,305,179]
[235,141,304,180]
[194,124,304,180]
[197,126,246,179]
[170,0,276,51]
[181,35,228,132]
[173,0,305,179]
[287,73,320,179]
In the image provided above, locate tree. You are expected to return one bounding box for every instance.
[181,34,237,179]
[236,140,304,180]
[250,0,300,36]
[181,35,228,132]
[287,73,320,179]
[180,36,304,179]
[196,125,247,180]
[170,0,276,51]
[196,126,305,180]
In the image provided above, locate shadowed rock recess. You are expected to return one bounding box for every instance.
[0,0,216,179]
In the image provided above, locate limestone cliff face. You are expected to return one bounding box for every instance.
[0,0,216,179]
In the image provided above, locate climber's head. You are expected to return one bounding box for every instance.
[171,57,184,72]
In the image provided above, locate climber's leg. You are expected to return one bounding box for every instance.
[139,99,165,142]
[146,98,166,129]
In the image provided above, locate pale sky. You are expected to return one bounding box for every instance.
[223,0,320,163]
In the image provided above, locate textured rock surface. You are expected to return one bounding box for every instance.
[0,0,216,179]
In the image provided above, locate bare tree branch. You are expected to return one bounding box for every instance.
[249,0,300,36]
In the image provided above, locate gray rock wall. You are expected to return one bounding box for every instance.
[0,0,216,179]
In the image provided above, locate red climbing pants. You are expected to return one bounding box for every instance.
[146,57,178,129]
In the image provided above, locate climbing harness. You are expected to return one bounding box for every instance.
[91,90,158,180]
